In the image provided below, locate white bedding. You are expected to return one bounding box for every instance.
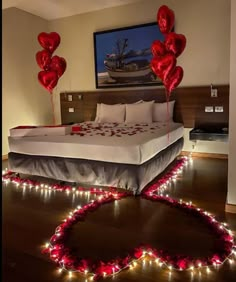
[8,122,184,165]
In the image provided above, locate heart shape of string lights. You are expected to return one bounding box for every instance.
[2,160,236,281]
[12,158,230,281]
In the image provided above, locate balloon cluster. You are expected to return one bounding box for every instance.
[36,32,67,93]
[151,5,186,100]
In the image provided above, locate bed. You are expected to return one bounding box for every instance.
[8,85,230,193]
[8,117,183,194]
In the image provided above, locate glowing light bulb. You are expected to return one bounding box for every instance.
[168,266,172,270]
[69,271,73,278]
[84,269,88,274]
[103,272,106,277]
[198,263,202,267]
[58,268,63,273]
[45,242,49,248]
[206,267,210,273]
[229,259,233,264]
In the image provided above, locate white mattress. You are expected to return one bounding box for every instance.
[8,122,184,165]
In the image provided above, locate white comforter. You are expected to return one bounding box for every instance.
[8,122,184,165]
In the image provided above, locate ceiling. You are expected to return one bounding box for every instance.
[2,0,143,20]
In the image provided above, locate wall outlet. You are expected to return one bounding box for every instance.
[211,88,218,97]
[68,94,72,101]
[205,106,214,112]
[68,108,74,113]
[215,106,223,112]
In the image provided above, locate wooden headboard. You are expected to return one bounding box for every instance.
[60,85,229,128]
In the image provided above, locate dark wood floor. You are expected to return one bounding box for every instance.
[2,157,236,282]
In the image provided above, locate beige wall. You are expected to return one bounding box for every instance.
[49,0,230,154]
[227,0,236,205]
[2,8,53,155]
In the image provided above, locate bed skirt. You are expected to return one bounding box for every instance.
[8,137,184,194]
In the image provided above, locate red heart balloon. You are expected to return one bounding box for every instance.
[164,66,183,94]
[157,5,175,34]
[151,40,166,58]
[38,70,59,93]
[36,50,52,70]
[38,32,61,54]
[49,56,67,78]
[165,32,186,57]
[150,53,176,81]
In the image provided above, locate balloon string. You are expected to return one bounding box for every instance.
[165,89,170,143]
[50,92,56,125]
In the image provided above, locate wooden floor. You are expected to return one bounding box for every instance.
[2,157,236,282]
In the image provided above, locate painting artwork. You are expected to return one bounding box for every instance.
[93,22,165,88]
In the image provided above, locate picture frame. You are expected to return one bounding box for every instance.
[93,22,165,89]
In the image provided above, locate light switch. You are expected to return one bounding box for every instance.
[215,106,223,112]
[205,106,213,112]
[68,108,74,113]
[68,94,72,101]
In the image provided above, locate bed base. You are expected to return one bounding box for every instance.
[8,138,184,194]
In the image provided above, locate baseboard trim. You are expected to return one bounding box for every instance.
[181,151,228,159]
[2,154,8,161]
[225,203,236,214]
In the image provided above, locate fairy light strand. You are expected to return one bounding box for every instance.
[2,157,235,280]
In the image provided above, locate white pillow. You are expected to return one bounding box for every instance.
[95,101,142,122]
[98,103,125,123]
[94,103,101,122]
[153,100,175,122]
[125,101,154,123]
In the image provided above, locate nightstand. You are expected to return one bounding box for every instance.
[189,127,228,142]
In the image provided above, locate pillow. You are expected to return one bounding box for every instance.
[153,100,175,122]
[98,103,125,123]
[95,101,143,122]
[125,101,154,123]
[94,103,101,122]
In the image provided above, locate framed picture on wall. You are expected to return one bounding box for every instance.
[93,22,165,89]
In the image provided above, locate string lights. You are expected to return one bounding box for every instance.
[2,157,235,280]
